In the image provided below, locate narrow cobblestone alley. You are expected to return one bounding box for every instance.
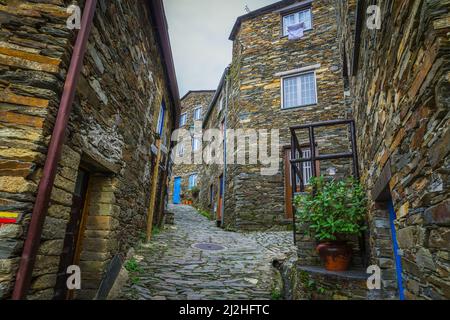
[120,205,296,300]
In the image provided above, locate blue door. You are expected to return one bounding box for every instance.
[388,200,405,300]
[173,177,182,204]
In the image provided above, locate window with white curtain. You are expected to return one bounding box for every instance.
[282,8,313,36]
[282,72,317,108]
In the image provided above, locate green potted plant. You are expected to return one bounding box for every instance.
[294,176,367,272]
[190,186,200,200]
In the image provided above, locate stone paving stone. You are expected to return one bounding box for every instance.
[120,205,296,300]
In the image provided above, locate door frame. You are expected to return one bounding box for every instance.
[284,145,320,219]
[54,168,90,300]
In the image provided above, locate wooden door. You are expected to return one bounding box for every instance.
[54,169,90,300]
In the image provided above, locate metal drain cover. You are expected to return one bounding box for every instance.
[193,243,225,251]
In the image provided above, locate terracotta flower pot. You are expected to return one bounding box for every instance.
[316,241,352,272]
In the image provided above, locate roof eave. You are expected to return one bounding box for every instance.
[228,0,307,40]
[148,0,181,128]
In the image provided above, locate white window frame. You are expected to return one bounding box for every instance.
[189,174,198,189]
[281,71,318,109]
[282,8,313,37]
[193,106,203,121]
[179,113,187,127]
[301,149,313,186]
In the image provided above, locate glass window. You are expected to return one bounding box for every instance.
[177,142,185,157]
[193,107,203,120]
[189,174,198,189]
[192,137,201,151]
[282,72,317,108]
[302,149,313,185]
[283,8,312,36]
[157,101,166,135]
[180,113,187,126]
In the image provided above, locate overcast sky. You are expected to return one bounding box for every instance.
[164,0,278,97]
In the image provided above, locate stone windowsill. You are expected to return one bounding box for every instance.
[281,103,318,111]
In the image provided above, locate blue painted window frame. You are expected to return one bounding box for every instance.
[157,101,166,136]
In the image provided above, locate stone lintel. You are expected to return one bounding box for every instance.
[274,64,321,77]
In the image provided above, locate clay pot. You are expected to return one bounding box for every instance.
[316,241,352,272]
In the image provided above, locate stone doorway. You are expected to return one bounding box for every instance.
[54,168,90,300]
[51,154,119,300]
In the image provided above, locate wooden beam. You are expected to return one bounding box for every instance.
[146,139,162,242]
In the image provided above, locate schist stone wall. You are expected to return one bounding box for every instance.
[223,0,350,231]
[0,0,176,299]
[198,72,228,221]
[336,0,450,299]
[169,91,214,205]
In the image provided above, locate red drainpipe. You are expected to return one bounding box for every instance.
[12,0,98,300]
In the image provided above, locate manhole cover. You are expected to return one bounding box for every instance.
[193,243,225,251]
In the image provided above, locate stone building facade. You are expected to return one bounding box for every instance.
[0,0,179,300]
[335,0,450,300]
[198,68,229,222]
[169,90,214,205]
[217,0,350,231]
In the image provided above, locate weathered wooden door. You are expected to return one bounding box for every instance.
[54,169,90,300]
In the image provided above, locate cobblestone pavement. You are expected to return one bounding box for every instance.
[120,205,296,300]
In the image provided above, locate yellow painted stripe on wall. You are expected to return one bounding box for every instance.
[0,212,19,218]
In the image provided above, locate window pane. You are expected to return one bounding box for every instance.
[178,143,184,156]
[194,107,202,120]
[283,9,312,36]
[283,13,297,35]
[157,104,165,135]
[283,76,299,108]
[298,9,312,29]
[193,138,201,151]
[189,174,198,189]
[180,114,187,126]
[299,72,317,105]
[283,72,317,108]
[302,149,312,185]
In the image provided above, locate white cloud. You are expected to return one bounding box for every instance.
[164,0,278,96]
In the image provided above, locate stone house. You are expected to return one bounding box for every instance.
[198,68,229,224]
[0,0,179,300]
[200,0,351,231]
[334,0,450,300]
[169,90,214,205]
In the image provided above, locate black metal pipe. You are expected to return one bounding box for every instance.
[350,120,360,179]
[290,134,297,244]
